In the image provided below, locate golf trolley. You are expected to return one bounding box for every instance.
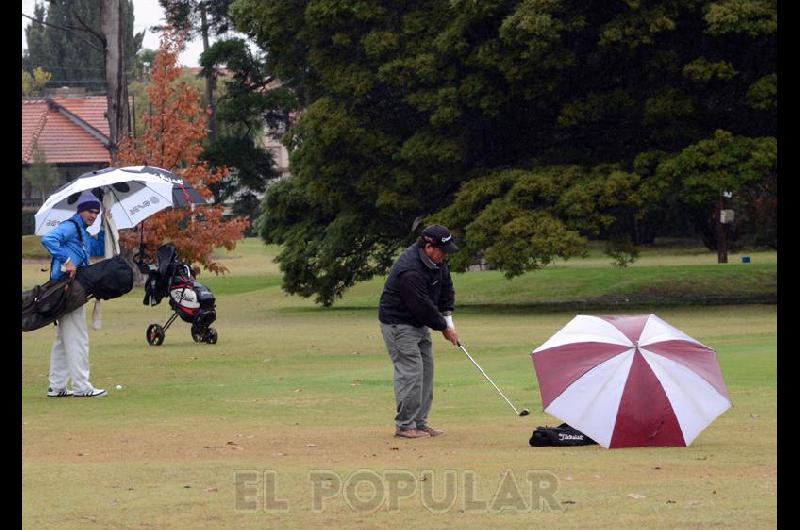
[134,242,217,346]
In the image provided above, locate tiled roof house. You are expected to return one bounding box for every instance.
[22,95,112,207]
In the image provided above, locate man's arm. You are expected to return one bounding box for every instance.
[89,229,106,257]
[41,224,68,262]
[438,265,458,345]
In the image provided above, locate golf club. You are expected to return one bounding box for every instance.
[457,341,530,417]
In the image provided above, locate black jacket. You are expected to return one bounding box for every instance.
[378,244,455,330]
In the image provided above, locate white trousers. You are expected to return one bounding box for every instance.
[48,305,93,393]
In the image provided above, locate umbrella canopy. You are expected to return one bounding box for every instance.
[531,314,731,448]
[127,165,206,207]
[34,166,205,236]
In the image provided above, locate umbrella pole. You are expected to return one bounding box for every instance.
[457,342,530,417]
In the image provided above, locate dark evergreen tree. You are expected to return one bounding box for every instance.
[232,0,776,304]
[23,0,143,93]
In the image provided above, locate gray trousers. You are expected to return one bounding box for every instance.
[380,323,434,430]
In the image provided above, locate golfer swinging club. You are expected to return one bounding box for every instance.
[379,224,459,439]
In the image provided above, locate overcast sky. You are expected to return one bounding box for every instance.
[21,0,207,67]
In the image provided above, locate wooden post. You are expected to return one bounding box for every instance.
[717,196,728,264]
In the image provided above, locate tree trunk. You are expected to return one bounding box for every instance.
[200,3,217,142]
[101,0,131,165]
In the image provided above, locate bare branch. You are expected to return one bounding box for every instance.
[72,11,106,46]
[22,12,104,51]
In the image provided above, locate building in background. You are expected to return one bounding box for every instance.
[22,88,111,207]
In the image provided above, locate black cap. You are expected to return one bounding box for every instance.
[420,224,459,253]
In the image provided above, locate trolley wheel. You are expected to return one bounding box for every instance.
[191,327,205,343]
[204,327,218,344]
[146,323,165,346]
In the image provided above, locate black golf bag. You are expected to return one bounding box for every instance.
[529,423,598,447]
[23,255,133,332]
[139,243,217,345]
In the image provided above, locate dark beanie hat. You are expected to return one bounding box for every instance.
[76,191,101,213]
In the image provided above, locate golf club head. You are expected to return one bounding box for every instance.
[519,408,530,417]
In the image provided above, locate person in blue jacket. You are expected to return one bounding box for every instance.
[41,191,107,398]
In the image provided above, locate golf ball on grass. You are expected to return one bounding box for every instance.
[116,385,123,390]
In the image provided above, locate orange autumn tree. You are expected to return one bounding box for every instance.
[118,29,248,274]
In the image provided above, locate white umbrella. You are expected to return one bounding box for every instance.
[35,165,204,329]
[34,166,205,236]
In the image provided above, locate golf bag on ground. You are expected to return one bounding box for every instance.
[529,423,598,447]
[139,243,217,346]
[22,255,133,332]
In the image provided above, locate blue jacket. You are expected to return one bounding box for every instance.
[41,214,106,281]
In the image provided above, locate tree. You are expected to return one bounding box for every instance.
[22,67,52,96]
[23,0,143,93]
[199,37,297,229]
[641,130,777,251]
[100,0,131,163]
[131,48,157,82]
[117,29,249,273]
[159,0,237,141]
[431,164,643,276]
[234,0,776,305]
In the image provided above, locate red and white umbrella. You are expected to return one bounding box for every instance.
[531,314,731,448]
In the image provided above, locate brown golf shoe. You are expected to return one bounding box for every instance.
[418,426,445,437]
[394,428,431,439]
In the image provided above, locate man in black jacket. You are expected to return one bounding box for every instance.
[379,225,460,439]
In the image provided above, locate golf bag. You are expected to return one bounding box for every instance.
[22,255,133,332]
[22,277,87,332]
[529,423,598,447]
[140,243,217,345]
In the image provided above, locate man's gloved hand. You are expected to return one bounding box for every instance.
[442,312,458,344]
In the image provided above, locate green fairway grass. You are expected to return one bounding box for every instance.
[22,238,776,528]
